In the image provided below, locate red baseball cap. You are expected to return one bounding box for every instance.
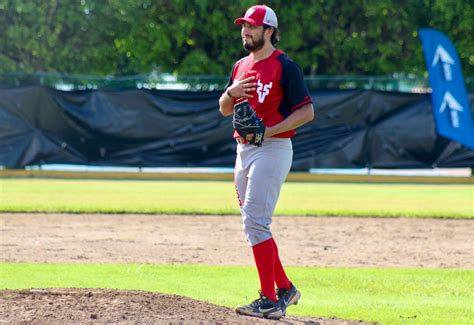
[234,5,278,28]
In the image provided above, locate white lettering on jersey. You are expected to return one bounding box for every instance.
[256,80,272,103]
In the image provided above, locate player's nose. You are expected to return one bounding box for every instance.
[241,26,251,36]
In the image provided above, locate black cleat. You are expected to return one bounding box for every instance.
[277,283,301,315]
[235,291,283,320]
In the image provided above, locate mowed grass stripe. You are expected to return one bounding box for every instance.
[0,263,472,324]
[0,178,472,218]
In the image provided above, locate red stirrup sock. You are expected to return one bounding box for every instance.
[252,238,277,302]
[271,238,291,289]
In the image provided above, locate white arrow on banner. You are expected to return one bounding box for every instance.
[439,92,463,113]
[431,45,455,81]
[439,91,463,128]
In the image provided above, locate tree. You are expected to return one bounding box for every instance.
[0,0,472,77]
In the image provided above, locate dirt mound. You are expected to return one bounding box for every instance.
[0,288,371,324]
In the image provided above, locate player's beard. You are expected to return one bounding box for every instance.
[243,31,265,52]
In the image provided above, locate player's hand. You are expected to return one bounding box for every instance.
[228,76,256,98]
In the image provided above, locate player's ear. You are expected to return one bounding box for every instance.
[263,25,278,44]
[268,28,275,38]
[263,24,271,34]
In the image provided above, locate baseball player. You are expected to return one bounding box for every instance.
[218,4,315,320]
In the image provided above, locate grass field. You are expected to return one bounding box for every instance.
[1,263,472,324]
[0,178,472,218]
[1,177,473,323]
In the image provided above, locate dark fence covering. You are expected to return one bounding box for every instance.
[1,85,473,169]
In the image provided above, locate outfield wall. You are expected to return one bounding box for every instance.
[1,86,473,169]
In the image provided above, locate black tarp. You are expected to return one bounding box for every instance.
[1,85,473,169]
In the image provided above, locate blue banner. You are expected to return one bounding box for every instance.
[419,28,474,149]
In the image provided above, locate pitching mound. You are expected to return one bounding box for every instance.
[0,288,371,324]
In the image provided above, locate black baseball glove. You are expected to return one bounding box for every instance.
[232,101,266,146]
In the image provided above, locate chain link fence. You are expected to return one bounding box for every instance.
[1,72,473,93]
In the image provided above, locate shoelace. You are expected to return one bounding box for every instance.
[251,291,269,307]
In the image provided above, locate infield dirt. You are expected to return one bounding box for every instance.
[1,213,472,324]
[1,214,472,268]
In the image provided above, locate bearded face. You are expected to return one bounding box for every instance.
[243,30,265,52]
[241,24,266,52]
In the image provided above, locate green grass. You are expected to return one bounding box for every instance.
[1,263,472,324]
[0,178,472,218]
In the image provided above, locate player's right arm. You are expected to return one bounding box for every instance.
[219,88,236,117]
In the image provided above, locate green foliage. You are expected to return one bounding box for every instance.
[1,263,473,323]
[0,0,472,76]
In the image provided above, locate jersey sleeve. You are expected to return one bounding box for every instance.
[280,57,312,111]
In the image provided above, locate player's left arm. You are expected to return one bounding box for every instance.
[265,103,314,137]
[264,56,315,137]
